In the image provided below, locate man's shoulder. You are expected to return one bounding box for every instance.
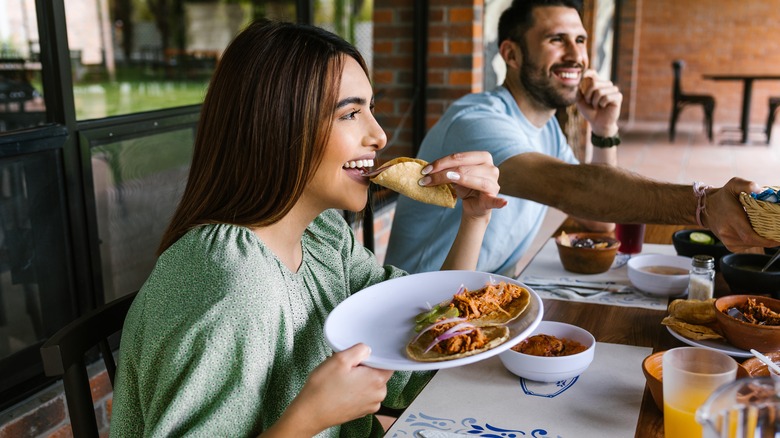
[449,87,514,115]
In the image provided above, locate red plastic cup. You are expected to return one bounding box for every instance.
[615,223,646,254]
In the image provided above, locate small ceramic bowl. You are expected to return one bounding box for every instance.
[627,254,692,296]
[720,253,780,297]
[671,229,731,271]
[714,295,780,352]
[554,232,620,274]
[499,321,595,382]
[741,351,780,377]
[641,350,750,412]
[641,351,664,411]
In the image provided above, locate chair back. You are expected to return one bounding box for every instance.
[672,59,685,100]
[40,291,138,438]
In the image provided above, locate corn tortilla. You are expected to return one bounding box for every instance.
[370,157,457,208]
[406,325,509,362]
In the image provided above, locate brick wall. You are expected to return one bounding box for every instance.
[373,0,484,161]
[617,0,780,127]
[0,363,112,437]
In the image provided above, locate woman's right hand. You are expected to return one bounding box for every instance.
[269,344,393,436]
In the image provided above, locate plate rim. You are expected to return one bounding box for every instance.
[324,270,544,371]
[666,326,751,358]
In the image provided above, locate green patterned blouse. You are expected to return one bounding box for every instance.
[110,209,431,437]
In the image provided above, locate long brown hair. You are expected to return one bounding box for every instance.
[158,20,368,254]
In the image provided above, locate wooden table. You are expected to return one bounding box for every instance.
[702,73,780,144]
[385,222,738,438]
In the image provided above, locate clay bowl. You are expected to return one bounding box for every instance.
[642,350,750,411]
[641,351,665,411]
[671,229,731,271]
[554,232,620,275]
[714,295,780,352]
[741,351,780,377]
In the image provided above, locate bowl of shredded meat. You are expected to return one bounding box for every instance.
[714,295,780,352]
[499,321,595,382]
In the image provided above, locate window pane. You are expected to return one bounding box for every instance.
[66,1,255,120]
[91,125,194,302]
[314,0,373,71]
[259,0,297,21]
[0,0,47,132]
[0,151,72,360]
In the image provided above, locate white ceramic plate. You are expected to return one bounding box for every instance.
[324,270,544,371]
[666,326,751,358]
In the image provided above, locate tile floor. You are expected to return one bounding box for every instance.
[617,122,779,188]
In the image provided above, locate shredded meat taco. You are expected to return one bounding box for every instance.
[406,281,531,362]
[451,281,530,326]
[406,320,509,362]
[369,157,457,208]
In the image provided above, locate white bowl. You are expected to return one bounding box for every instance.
[498,321,595,382]
[627,254,691,296]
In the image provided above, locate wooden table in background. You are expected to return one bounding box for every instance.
[702,73,780,144]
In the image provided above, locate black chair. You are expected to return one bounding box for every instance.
[670,60,715,142]
[40,291,138,438]
[767,96,780,143]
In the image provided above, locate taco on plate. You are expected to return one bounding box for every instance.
[406,281,531,362]
[406,321,509,362]
[369,157,457,208]
[451,281,530,326]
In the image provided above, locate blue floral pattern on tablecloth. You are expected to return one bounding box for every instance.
[388,412,558,437]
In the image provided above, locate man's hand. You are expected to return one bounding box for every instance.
[703,177,780,252]
[576,69,622,137]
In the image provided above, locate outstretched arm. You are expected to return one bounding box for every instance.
[498,152,779,252]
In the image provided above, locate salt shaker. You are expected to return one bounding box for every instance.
[688,255,715,300]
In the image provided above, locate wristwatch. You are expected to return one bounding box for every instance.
[590,132,621,148]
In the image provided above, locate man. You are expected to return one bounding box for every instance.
[385,0,778,275]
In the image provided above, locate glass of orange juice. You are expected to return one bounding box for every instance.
[663,347,738,438]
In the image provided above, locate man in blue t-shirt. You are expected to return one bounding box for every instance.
[386,0,777,275]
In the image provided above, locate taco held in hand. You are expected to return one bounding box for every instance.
[407,281,530,362]
[369,157,457,208]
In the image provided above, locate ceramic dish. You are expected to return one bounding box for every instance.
[666,326,751,358]
[627,254,692,296]
[499,321,595,382]
[324,270,544,371]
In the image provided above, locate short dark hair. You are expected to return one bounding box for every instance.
[497,0,583,46]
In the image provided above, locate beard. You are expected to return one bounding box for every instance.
[518,42,580,109]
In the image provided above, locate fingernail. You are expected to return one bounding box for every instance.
[418,176,431,186]
[446,171,460,181]
[421,165,432,175]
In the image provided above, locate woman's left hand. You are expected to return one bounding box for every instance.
[421,151,507,218]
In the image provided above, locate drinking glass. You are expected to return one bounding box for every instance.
[663,347,738,438]
[613,223,646,267]
[696,376,780,438]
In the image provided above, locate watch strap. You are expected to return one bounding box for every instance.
[591,132,621,148]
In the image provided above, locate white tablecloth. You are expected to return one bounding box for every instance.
[385,342,652,438]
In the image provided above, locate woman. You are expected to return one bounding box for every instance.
[110,20,505,437]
